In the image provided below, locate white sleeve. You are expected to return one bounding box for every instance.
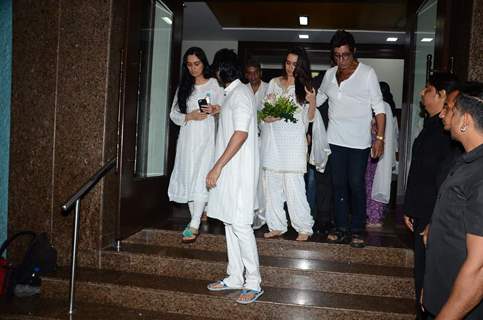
[368,68,385,115]
[316,72,329,106]
[233,92,253,132]
[169,89,186,126]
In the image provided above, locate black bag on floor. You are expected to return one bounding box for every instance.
[0,231,57,297]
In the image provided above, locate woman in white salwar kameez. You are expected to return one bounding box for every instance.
[168,47,223,243]
[205,50,263,304]
[260,47,317,241]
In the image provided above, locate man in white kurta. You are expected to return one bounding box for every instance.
[206,75,262,302]
[244,60,268,230]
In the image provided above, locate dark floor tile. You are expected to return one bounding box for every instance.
[106,242,412,278]
[0,296,218,320]
[45,267,414,315]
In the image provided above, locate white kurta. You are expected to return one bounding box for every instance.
[260,77,311,173]
[168,78,224,203]
[246,81,268,111]
[207,79,259,225]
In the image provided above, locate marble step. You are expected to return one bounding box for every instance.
[40,267,415,320]
[0,296,218,320]
[100,242,414,299]
[125,229,414,268]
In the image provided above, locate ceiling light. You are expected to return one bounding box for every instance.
[162,17,172,25]
[386,37,398,42]
[299,34,309,39]
[299,16,308,26]
[421,37,433,42]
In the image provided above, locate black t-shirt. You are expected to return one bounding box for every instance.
[424,144,483,319]
[404,114,453,221]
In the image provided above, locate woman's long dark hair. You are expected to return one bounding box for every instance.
[177,47,211,113]
[379,81,396,114]
[282,47,312,105]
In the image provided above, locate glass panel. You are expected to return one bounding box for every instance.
[135,0,173,177]
[409,0,437,146]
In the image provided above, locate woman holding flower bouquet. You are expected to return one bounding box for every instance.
[259,47,319,241]
[168,47,224,243]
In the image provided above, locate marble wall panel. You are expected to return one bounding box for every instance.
[468,0,483,81]
[9,1,59,247]
[51,0,112,258]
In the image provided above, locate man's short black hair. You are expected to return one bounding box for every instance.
[455,81,483,131]
[217,50,242,84]
[244,59,261,71]
[330,30,356,52]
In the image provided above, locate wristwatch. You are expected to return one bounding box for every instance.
[375,135,385,142]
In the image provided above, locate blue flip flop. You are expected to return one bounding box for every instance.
[236,289,264,304]
[207,280,241,292]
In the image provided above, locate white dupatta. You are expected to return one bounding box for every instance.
[309,109,331,173]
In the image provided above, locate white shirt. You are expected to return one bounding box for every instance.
[246,81,268,111]
[260,77,311,173]
[168,78,224,203]
[316,63,385,149]
[207,79,259,225]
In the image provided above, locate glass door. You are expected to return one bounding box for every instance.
[118,0,181,239]
[398,0,438,195]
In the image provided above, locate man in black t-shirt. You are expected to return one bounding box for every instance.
[423,85,483,319]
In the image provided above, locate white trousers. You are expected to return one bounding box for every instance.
[188,201,205,230]
[264,170,314,235]
[223,223,261,292]
[253,166,266,229]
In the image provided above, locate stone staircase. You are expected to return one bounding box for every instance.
[1,229,416,320]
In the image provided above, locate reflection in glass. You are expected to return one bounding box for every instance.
[136,1,173,177]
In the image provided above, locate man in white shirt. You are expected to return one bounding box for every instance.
[244,59,268,230]
[206,50,263,304]
[316,30,386,248]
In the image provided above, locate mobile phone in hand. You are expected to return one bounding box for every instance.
[198,99,208,112]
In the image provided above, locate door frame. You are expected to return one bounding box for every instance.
[115,0,183,240]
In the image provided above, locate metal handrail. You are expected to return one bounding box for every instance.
[60,157,117,315]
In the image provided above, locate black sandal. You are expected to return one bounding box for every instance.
[327,230,350,244]
[350,234,366,248]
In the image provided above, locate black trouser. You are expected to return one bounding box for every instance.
[413,217,430,320]
[315,159,334,230]
[329,144,370,234]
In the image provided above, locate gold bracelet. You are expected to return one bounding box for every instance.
[375,135,384,141]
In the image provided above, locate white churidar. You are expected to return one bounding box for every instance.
[168,78,224,204]
[207,79,259,225]
[371,102,396,204]
[316,63,385,149]
[223,223,261,291]
[188,201,206,230]
[264,171,314,235]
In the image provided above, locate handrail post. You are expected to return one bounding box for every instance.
[68,199,81,315]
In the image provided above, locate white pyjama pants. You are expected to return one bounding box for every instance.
[264,170,314,235]
[223,223,262,292]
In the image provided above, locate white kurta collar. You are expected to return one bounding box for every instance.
[224,79,242,95]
